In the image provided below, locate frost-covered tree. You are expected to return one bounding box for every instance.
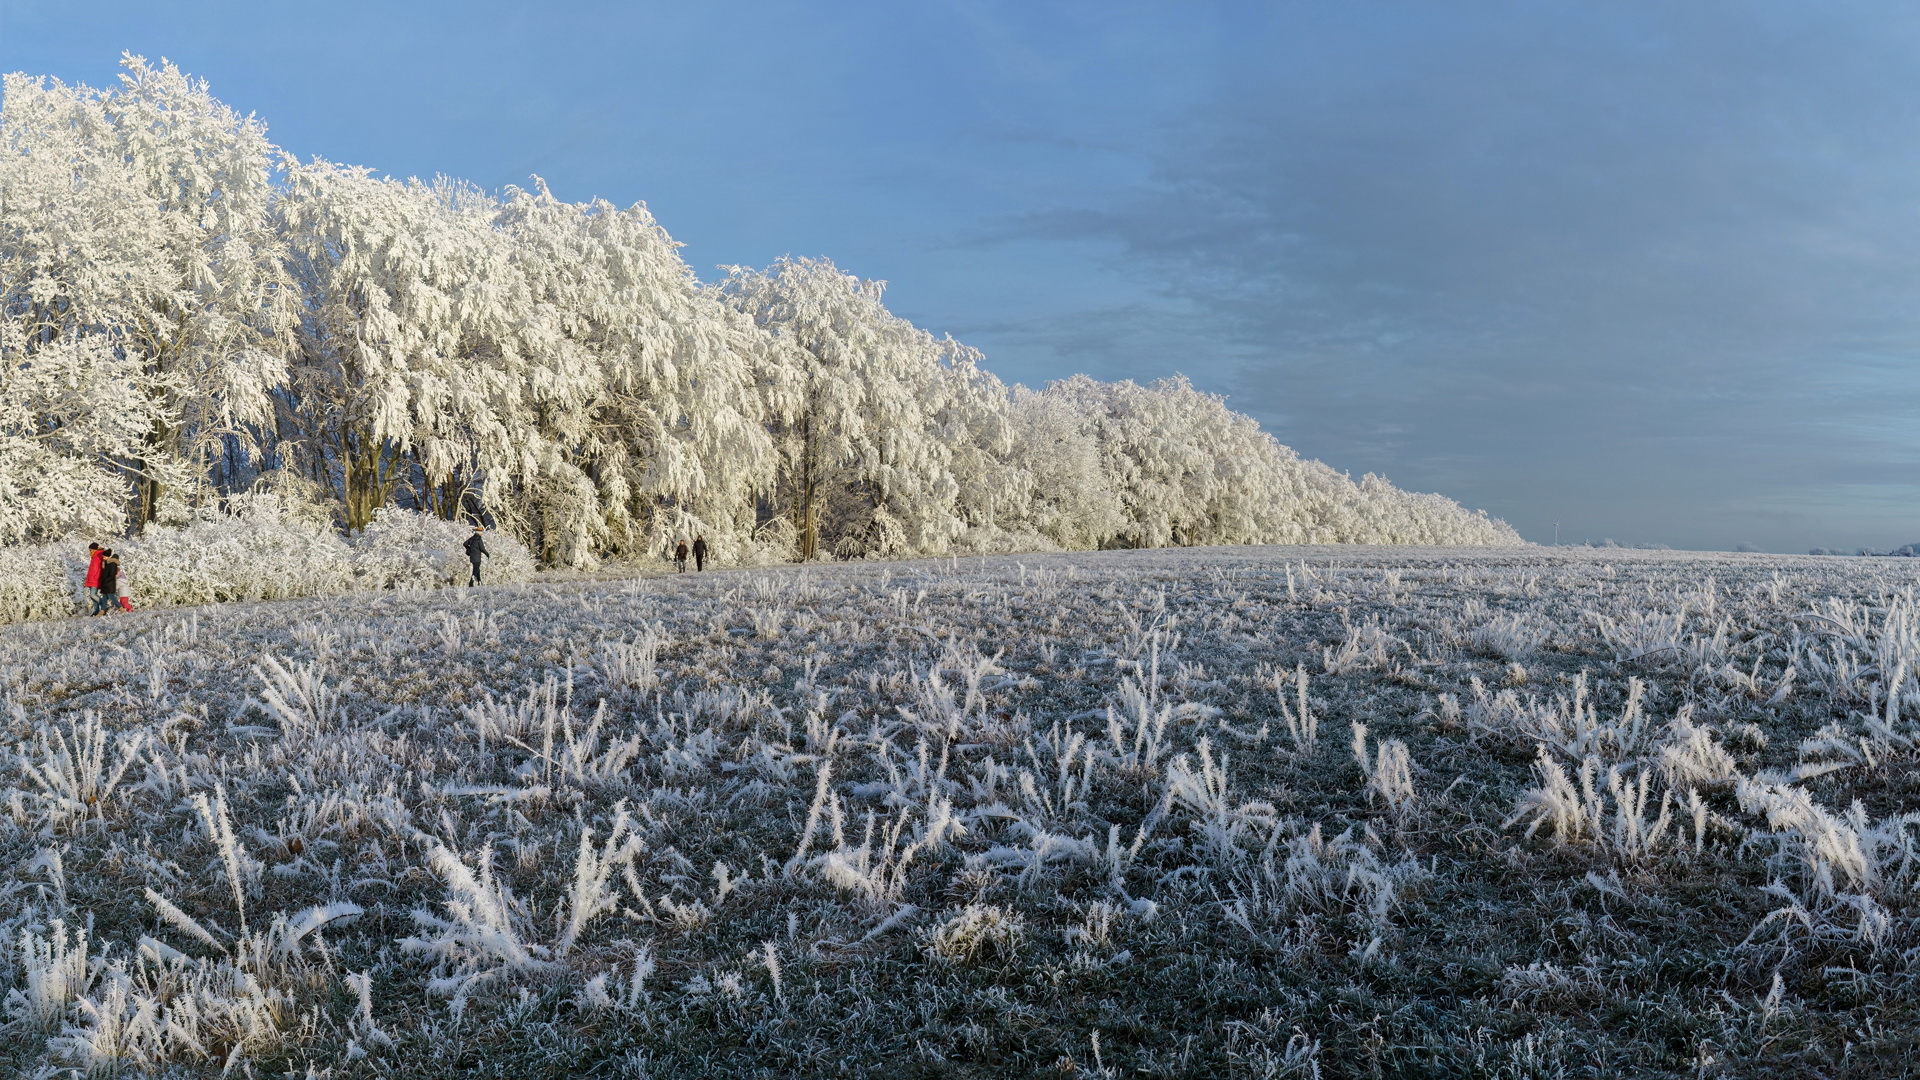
[1041,375,1282,548]
[1031,375,1517,549]
[0,70,172,541]
[495,183,774,565]
[998,383,1124,551]
[718,257,965,559]
[935,342,1033,552]
[275,166,517,532]
[274,171,778,567]
[107,57,290,524]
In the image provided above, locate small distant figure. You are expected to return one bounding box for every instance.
[674,539,689,573]
[463,524,489,586]
[692,534,708,572]
[84,542,103,613]
[94,549,120,616]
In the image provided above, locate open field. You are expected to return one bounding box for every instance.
[2,545,1918,1077]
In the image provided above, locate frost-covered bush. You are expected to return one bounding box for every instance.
[952,525,1062,556]
[352,509,536,590]
[0,504,537,624]
[0,542,80,623]
[121,497,355,606]
[741,518,800,567]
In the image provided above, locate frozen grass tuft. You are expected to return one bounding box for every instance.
[924,904,1022,964]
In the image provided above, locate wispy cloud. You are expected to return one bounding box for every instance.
[965,1,1920,550]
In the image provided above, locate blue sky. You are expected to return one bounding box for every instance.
[7,0,1920,552]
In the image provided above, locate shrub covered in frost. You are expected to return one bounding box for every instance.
[353,509,537,590]
[0,542,77,624]
[0,502,537,625]
[120,495,357,606]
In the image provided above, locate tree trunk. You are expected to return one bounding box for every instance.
[135,419,171,528]
[795,402,819,560]
[343,432,400,531]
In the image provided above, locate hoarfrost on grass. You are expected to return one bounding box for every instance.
[0,543,1916,1074]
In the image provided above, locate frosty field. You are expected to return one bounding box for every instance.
[3,545,1918,1077]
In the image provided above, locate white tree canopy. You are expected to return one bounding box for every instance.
[0,59,1519,561]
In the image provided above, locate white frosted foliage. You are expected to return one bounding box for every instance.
[0,58,1516,568]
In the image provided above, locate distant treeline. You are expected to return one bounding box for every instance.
[0,58,1519,565]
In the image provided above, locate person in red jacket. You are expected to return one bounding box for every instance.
[94,550,120,616]
[84,543,103,614]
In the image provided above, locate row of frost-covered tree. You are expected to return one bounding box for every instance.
[0,58,1519,567]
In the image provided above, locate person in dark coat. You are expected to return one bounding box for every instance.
[84,542,103,613]
[673,539,689,572]
[692,534,708,572]
[463,525,489,586]
[94,550,120,615]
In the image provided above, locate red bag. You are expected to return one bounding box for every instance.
[119,596,133,612]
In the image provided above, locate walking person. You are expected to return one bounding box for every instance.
[692,534,708,572]
[84,542,103,614]
[94,549,120,616]
[673,539,689,573]
[464,524,490,586]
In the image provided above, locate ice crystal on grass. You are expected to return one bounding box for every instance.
[1504,749,1679,861]
[1469,613,1549,660]
[403,845,552,995]
[1,545,1918,1075]
[7,921,92,1029]
[12,712,145,827]
[1273,664,1318,754]
[1351,723,1417,818]
[924,904,1022,964]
